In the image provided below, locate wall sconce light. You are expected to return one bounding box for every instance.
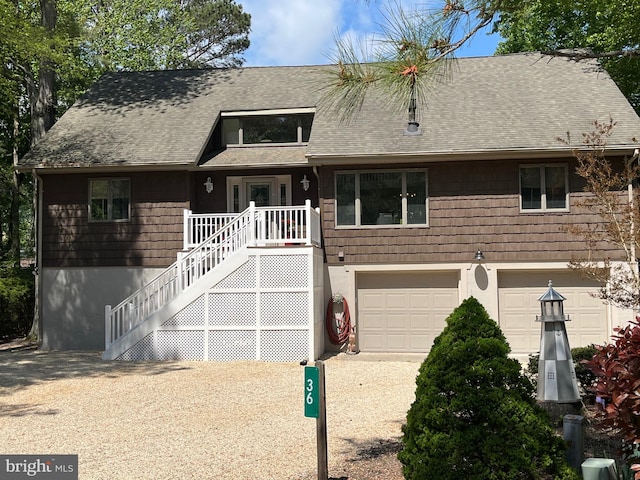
[338,250,345,261]
[467,248,490,270]
[300,174,310,192]
[204,176,214,194]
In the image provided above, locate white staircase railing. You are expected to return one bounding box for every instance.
[105,200,321,350]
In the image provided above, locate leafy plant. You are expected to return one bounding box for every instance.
[399,297,579,480]
[0,262,35,338]
[586,317,640,477]
[572,345,599,397]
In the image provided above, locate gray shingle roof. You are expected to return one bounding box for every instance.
[18,53,640,170]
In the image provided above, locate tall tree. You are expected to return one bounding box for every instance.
[0,0,251,340]
[494,0,640,113]
[1,0,251,261]
[70,0,250,71]
[0,0,62,263]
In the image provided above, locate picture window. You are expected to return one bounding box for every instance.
[335,170,428,227]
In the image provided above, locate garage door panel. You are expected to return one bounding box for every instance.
[409,293,430,308]
[357,272,459,353]
[578,312,604,329]
[507,333,529,353]
[432,313,449,325]
[500,313,528,331]
[387,293,408,308]
[410,335,431,350]
[409,313,428,329]
[386,313,410,329]
[361,333,383,350]
[359,292,384,309]
[573,292,602,310]
[360,312,385,330]
[388,334,409,350]
[434,292,457,308]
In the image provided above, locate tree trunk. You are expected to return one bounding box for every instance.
[28,0,58,343]
[31,0,57,145]
[9,112,21,265]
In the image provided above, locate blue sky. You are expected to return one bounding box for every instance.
[239,0,502,67]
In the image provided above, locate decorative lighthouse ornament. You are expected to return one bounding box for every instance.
[536,281,581,403]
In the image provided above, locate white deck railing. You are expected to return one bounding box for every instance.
[105,201,321,348]
[183,211,237,250]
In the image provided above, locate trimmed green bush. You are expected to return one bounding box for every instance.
[398,297,579,480]
[0,263,35,338]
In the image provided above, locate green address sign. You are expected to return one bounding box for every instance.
[304,366,319,418]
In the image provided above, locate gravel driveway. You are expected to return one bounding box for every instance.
[0,350,420,479]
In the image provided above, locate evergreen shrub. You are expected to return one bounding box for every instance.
[398,297,579,480]
[0,263,35,338]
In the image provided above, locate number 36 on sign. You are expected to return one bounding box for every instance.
[304,366,319,418]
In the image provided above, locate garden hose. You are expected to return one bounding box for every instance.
[326,297,351,345]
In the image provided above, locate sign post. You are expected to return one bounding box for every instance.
[304,361,328,480]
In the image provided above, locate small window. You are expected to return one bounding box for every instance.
[520,165,568,211]
[336,170,428,227]
[89,178,130,221]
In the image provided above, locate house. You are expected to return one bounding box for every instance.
[17,52,640,363]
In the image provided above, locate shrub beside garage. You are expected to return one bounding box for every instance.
[0,263,35,338]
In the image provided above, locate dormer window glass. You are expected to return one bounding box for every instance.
[222,111,313,146]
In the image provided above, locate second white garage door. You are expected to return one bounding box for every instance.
[357,271,459,353]
[498,271,609,357]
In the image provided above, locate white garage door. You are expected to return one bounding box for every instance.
[357,271,459,353]
[498,271,608,356]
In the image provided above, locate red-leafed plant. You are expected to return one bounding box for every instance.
[586,316,640,478]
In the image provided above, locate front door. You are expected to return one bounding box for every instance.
[227,175,291,212]
[246,179,275,207]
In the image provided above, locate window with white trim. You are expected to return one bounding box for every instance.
[89,178,130,221]
[336,170,428,227]
[520,164,568,211]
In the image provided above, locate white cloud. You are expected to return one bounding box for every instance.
[239,0,499,66]
[242,0,343,66]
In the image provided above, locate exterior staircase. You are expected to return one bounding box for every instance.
[102,201,324,362]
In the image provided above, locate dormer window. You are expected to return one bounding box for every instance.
[221,109,314,146]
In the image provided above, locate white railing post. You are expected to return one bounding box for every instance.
[177,251,185,291]
[105,305,112,349]
[305,199,312,246]
[314,206,321,247]
[249,201,256,247]
[183,209,191,251]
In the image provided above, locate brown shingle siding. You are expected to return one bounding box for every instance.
[321,160,622,265]
[42,172,188,268]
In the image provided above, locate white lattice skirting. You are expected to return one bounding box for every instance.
[115,251,318,362]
